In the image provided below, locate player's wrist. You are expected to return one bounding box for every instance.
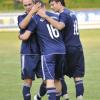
[30,10,36,16]
[44,15,48,19]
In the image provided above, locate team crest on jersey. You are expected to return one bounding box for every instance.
[40,18,45,22]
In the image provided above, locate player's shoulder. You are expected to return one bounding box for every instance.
[65,9,76,16]
[46,10,59,20]
[47,10,59,15]
[32,14,40,24]
[18,12,27,19]
[63,8,76,18]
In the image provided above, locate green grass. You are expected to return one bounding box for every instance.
[65,0,100,9]
[0,29,100,100]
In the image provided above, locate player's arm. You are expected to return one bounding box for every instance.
[45,15,65,30]
[19,17,37,40]
[19,12,35,29]
[37,9,65,30]
[18,30,31,40]
[19,3,41,29]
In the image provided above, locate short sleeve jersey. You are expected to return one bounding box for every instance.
[18,13,40,54]
[29,12,65,55]
[59,9,82,47]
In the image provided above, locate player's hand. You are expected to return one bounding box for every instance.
[18,34,21,40]
[37,8,46,18]
[30,2,41,14]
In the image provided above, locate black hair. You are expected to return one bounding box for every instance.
[49,0,65,6]
[33,0,45,6]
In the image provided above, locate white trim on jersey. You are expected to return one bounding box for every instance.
[22,55,25,75]
[42,52,65,56]
[41,55,45,80]
[21,54,40,55]
[43,56,54,79]
[50,16,58,20]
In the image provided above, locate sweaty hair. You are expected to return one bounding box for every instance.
[49,0,65,6]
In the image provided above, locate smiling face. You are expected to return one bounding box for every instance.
[22,0,34,13]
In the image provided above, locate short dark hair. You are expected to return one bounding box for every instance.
[49,0,65,6]
[33,0,45,7]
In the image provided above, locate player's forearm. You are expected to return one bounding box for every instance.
[45,15,64,30]
[19,31,31,40]
[19,11,35,29]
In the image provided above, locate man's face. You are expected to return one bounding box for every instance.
[50,1,60,12]
[23,0,34,13]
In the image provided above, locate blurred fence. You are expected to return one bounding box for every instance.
[0,13,21,31]
[0,10,100,31]
[75,10,100,29]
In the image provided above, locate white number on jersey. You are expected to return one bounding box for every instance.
[73,20,79,35]
[47,24,60,39]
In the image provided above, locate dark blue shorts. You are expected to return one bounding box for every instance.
[64,46,85,78]
[21,54,42,80]
[41,54,65,80]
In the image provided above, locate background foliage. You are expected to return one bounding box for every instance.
[0,0,100,12]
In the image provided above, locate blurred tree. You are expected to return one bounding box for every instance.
[14,0,22,9]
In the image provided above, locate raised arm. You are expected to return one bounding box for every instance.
[19,3,41,29]
[37,9,65,30]
[44,15,65,30]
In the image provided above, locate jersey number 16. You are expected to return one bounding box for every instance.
[47,24,60,39]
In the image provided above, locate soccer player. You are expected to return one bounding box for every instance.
[37,0,85,100]
[19,1,66,100]
[17,0,41,100]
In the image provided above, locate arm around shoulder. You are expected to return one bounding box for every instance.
[45,15,65,30]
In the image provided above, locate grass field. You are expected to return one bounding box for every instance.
[0,29,100,100]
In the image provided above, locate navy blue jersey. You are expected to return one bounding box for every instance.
[59,9,82,47]
[30,12,65,55]
[18,13,40,54]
